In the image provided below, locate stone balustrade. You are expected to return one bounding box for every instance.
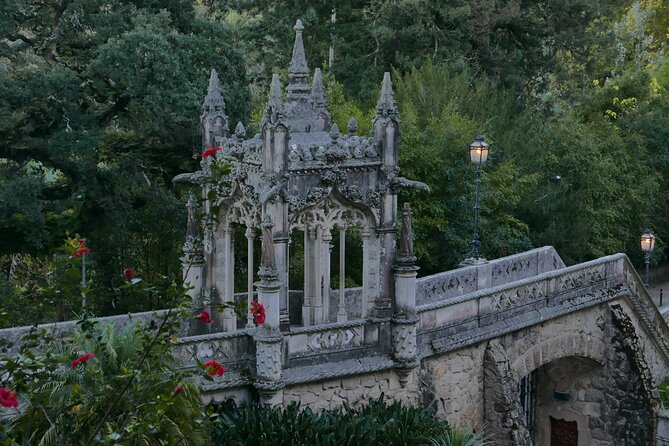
[416,246,565,306]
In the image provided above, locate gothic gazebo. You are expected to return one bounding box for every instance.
[176,20,427,337]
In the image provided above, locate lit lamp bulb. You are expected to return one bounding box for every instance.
[469,136,489,165]
[641,229,656,253]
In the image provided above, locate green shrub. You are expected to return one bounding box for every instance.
[3,322,208,445]
[212,395,452,446]
[428,426,488,446]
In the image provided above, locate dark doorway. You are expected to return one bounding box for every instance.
[550,417,577,446]
[518,370,537,436]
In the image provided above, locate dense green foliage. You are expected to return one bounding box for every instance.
[0,0,249,314]
[2,324,207,445]
[213,396,486,446]
[2,0,669,319]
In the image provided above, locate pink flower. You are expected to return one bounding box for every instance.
[198,310,212,324]
[70,352,95,368]
[123,268,134,280]
[174,384,184,395]
[0,388,18,408]
[251,301,266,325]
[204,360,227,377]
[201,146,222,159]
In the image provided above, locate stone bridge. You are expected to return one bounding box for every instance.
[3,246,669,445]
[161,246,668,445]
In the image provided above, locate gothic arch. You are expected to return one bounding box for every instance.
[289,188,378,233]
[217,183,261,229]
[510,333,605,381]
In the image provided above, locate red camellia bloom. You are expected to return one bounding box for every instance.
[0,388,18,408]
[251,300,266,325]
[199,310,212,324]
[174,384,184,395]
[203,360,227,377]
[71,239,90,257]
[123,268,134,280]
[70,352,95,368]
[201,146,222,159]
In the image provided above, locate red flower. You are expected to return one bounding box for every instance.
[71,239,90,257]
[204,360,227,377]
[251,300,266,325]
[0,388,18,408]
[198,310,212,324]
[201,146,222,159]
[173,384,184,395]
[70,352,95,368]
[123,268,134,280]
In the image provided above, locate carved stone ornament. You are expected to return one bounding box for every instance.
[291,192,373,232]
[259,216,277,279]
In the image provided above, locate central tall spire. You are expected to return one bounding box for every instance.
[286,19,310,101]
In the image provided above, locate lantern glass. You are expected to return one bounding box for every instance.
[641,230,656,252]
[469,136,489,165]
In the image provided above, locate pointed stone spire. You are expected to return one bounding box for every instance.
[310,68,327,109]
[348,117,358,135]
[287,19,310,101]
[329,122,341,141]
[375,72,398,117]
[269,73,282,106]
[262,74,284,127]
[234,121,246,138]
[202,68,228,148]
[203,68,226,113]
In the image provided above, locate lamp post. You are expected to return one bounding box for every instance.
[466,135,489,263]
[641,229,656,288]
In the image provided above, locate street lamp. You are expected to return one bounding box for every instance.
[466,135,489,263]
[641,229,656,288]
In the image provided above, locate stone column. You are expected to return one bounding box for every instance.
[337,228,347,322]
[183,194,206,335]
[302,229,312,326]
[361,227,373,319]
[392,203,419,387]
[254,217,284,406]
[275,231,290,329]
[245,227,256,329]
[321,228,332,323]
[313,226,324,324]
[223,225,236,332]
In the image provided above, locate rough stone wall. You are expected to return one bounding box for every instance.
[283,369,420,411]
[606,304,656,445]
[483,340,532,445]
[420,345,486,426]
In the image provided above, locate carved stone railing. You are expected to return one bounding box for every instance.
[171,329,255,395]
[416,253,669,366]
[416,246,565,306]
[0,308,189,356]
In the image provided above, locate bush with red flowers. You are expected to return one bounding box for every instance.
[204,360,227,377]
[251,300,266,325]
[0,388,18,409]
[199,310,212,324]
[123,268,134,280]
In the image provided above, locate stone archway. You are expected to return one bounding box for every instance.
[484,306,658,446]
[510,332,606,381]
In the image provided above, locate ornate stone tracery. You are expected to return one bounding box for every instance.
[290,191,375,233]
